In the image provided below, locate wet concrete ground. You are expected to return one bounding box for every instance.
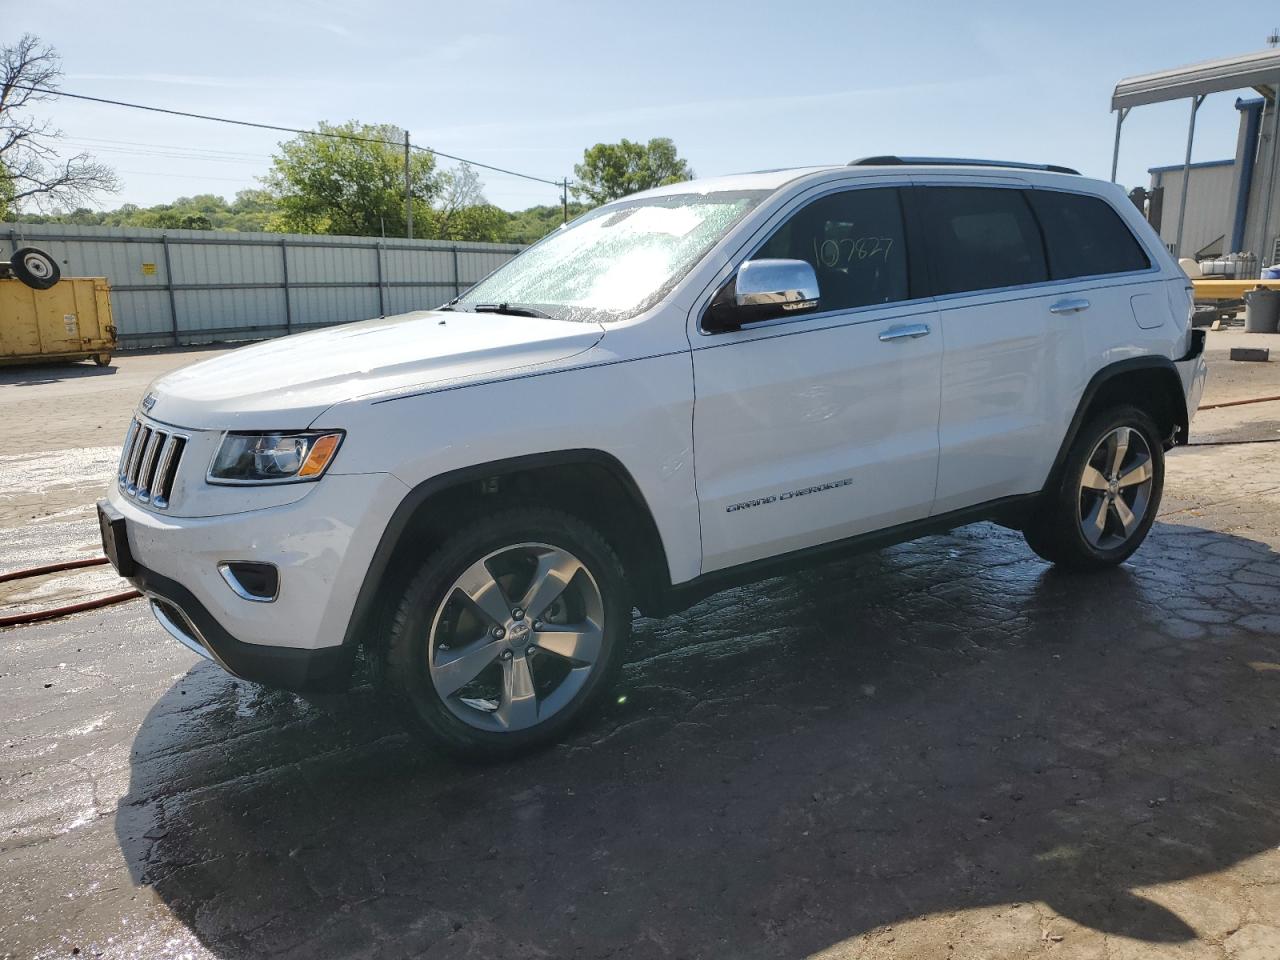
[3,341,1280,959]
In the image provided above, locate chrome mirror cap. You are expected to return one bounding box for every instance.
[734,259,820,311]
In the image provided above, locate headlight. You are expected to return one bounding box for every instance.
[208,431,343,484]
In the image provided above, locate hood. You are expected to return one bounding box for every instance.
[145,310,605,430]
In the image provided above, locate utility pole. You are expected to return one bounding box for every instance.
[562,178,569,224]
[404,129,414,240]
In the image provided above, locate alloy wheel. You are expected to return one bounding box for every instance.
[427,542,605,732]
[1077,426,1154,551]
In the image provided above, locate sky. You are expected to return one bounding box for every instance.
[4,0,1277,213]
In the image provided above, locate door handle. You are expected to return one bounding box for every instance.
[879,323,931,342]
[1049,298,1091,315]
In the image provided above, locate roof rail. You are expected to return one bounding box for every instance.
[850,156,1080,175]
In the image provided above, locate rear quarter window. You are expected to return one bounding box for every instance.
[1026,189,1151,280]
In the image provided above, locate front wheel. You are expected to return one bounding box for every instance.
[376,507,631,759]
[1023,406,1164,570]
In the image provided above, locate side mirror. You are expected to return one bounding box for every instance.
[704,258,821,332]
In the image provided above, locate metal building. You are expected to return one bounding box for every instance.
[1112,49,1280,263]
[1,223,524,349]
[1146,158,1237,257]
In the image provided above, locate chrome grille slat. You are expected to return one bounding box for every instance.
[117,416,188,510]
[117,419,139,480]
[150,435,180,508]
[126,427,151,491]
[136,430,165,501]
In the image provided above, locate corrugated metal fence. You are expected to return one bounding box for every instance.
[1,223,524,348]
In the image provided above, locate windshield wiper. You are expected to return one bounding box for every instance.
[472,302,553,319]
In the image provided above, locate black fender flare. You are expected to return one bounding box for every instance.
[1043,355,1186,497]
[340,449,670,649]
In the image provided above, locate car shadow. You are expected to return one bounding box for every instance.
[0,360,118,386]
[114,520,1280,958]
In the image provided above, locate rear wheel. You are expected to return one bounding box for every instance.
[1023,406,1163,570]
[93,353,112,367]
[376,507,631,759]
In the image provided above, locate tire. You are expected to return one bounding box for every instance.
[93,353,112,367]
[1023,405,1164,570]
[375,506,631,759]
[10,247,60,290]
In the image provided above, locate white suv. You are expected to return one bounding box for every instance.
[99,158,1207,757]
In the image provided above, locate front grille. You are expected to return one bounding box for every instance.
[118,418,188,509]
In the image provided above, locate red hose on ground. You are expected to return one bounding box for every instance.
[0,590,142,627]
[1199,394,1280,411]
[0,556,108,584]
[0,556,141,627]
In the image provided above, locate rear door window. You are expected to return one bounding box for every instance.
[916,187,1048,296]
[1026,189,1151,279]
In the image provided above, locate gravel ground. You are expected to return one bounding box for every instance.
[1,337,1279,960]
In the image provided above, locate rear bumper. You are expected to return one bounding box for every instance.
[1174,329,1208,442]
[133,562,355,691]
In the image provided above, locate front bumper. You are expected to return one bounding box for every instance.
[138,563,355,691]
[102,470,410,691]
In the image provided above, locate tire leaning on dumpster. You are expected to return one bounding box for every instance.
[10,247,61,290]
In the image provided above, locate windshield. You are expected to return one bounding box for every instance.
[454,190,768,322]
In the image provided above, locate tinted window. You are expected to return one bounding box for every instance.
[1027,189,1151,279]
[919,187,1048,295]
[753,188,908,311]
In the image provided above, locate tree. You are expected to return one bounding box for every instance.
[418,163,506,242]
[571,138,692,205]
[262,121,442,237]
[502,202,590,244]
[227,189,276,231]
[0,35,117,217]
[20,191,280,232]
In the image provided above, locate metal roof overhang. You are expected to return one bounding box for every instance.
[1113,49,1280,110]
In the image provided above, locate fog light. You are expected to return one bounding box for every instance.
[218,561,279,602]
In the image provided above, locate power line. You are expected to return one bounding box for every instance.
[56,133,270,160]
[55,140,267,166]
[10,82,567,187]
[113,168,259,183]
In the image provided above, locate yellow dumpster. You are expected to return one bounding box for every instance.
[0,276,118,367]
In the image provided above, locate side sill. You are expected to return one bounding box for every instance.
[650,493,1041,616]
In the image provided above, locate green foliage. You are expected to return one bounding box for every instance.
[423,203,507,243]
[419,164,506,242]
[12,191,573,242]
[17,191,275,231]
[571,138,692,205]
[0,162,14,222]
[262,120,442,237]
[11,129,694,242]
[503,202,590,244]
